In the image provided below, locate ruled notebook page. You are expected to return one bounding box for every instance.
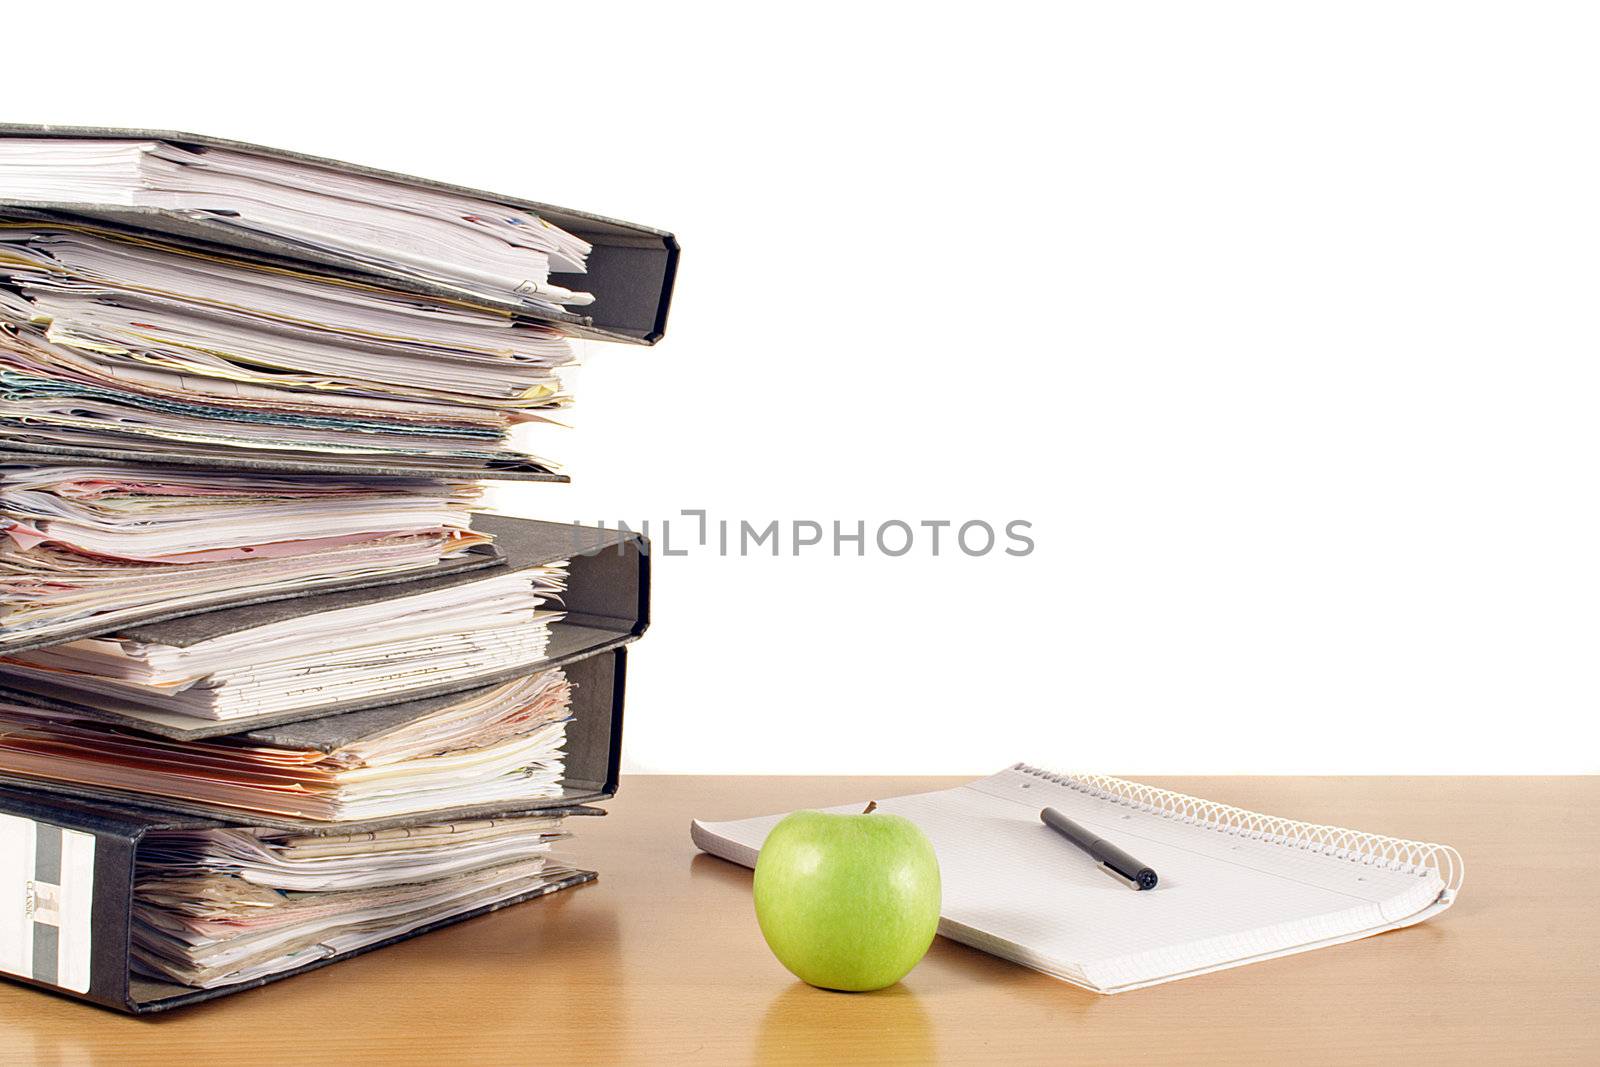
[691,767,1456,993]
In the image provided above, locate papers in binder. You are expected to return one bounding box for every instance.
[0,566,569,724]
[0,668,574,821]
[132,816,575,988]
[0,225,574,471]
[1,461,489,648]
[0,138,592,311]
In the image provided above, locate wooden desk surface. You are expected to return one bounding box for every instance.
[0,776,1595,1064]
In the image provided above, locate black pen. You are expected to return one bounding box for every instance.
[1040,807,1159,891]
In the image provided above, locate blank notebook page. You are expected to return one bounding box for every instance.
[691,765,1463,993]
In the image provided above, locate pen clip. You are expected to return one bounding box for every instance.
[1100,861,1159,891]
[1098,862,1142,890]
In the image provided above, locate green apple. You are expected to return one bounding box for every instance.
[752,808,941,991]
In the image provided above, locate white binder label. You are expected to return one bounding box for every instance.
[0,813,95,994]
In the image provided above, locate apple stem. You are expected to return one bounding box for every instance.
[862,801,878,814]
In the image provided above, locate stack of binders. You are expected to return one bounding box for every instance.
[0,126,674,1012]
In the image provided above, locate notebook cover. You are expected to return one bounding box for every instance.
[0,124,678,344]
[0,645,629,833]
[0,515,649,737]
[0,785,600,1014]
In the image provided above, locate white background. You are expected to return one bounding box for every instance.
[14,4,1597,772]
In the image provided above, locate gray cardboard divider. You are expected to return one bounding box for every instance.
[0,440,570,482]
[0,124,678,343]
[0,784,603,1014]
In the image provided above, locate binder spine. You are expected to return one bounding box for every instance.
[549,232,678,343]
[0,789,147,1011]
[1012,764,1467,895]
[561,529,651,637]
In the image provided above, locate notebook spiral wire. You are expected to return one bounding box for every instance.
[1012,764,1465,897]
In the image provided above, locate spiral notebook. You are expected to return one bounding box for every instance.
[690,766,1465,993]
